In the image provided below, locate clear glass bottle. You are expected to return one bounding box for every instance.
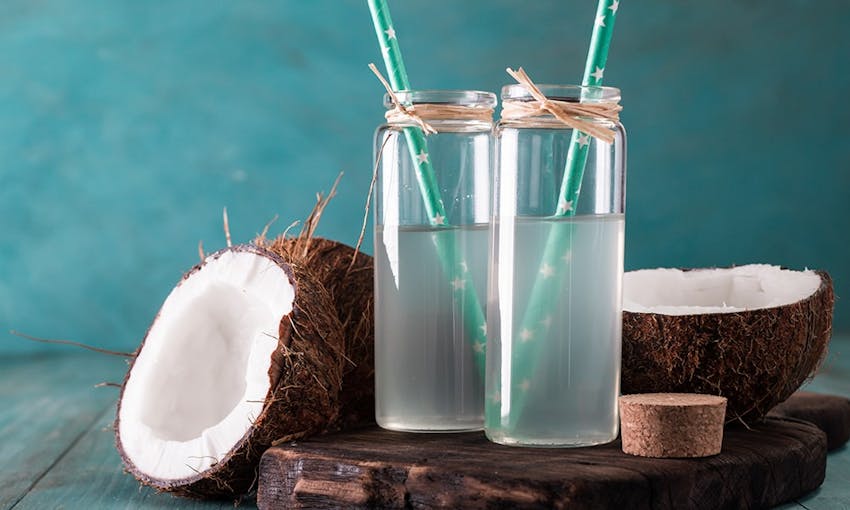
[486,84,626,446]
[374,90,496,432]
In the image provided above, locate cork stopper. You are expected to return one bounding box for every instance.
[619,393,727,458]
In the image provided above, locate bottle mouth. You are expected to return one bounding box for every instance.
[383,90,497,109]
[501,84,621,103]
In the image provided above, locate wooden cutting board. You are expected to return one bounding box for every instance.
[258,392,850,509]
[768,391,850,451]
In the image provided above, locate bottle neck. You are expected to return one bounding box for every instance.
[384,90,496,133]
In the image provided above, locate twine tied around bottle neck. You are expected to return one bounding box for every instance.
[369,63,494,135]
[501,67,622,144]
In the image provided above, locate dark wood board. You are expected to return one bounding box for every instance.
[258,392,850,509]
[768,391,850,450]
[258,417,826,509]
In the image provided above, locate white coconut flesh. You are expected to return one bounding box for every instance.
[623,264,821,315]
[118,249,294,481]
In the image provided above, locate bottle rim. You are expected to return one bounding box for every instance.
[383,90,497,109]
[501,84,620,103]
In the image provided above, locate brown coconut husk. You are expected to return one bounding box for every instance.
[621,269,834,420]
[256,179,375,428]
[115,245,345,499]
[262,237,374,428]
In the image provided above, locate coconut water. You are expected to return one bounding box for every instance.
[374,224,488,431]
[485,214,625,446]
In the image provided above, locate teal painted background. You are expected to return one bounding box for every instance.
[2,0,848,354]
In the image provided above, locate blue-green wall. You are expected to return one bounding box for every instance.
[2,0,848,353]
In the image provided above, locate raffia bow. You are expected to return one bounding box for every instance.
[502,67,621,143]
[369,63,493,134]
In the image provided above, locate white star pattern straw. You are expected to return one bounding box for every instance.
[369,0,489,392]
[519,328,534,342]
[473,341,485,353]
[540,263,555,279]
[489,0,621,433]
[451,276,466,291]
[556,0,620,217]
[590,66,605,82]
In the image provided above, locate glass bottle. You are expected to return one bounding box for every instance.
[486,84,626,446]
[374,90,496,432]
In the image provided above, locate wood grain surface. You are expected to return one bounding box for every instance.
[3,339,849,509]
[258,417,827,509]
[769,391,850,451]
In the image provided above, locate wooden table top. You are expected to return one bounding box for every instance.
[2,336,848,509]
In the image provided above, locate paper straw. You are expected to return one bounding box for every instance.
[560,0,620,212]
[368,0,442,220]
[488,0,621,431]
[367,0,488,375]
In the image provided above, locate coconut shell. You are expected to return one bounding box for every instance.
[260,236,375,429]
[622,270,834,420]
[115,245,345,499]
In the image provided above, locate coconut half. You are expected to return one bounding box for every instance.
[116,245,344,498]
[622,264,834,419]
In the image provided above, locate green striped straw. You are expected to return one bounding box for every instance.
[367,0,488,375]
[487,0,621,431]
